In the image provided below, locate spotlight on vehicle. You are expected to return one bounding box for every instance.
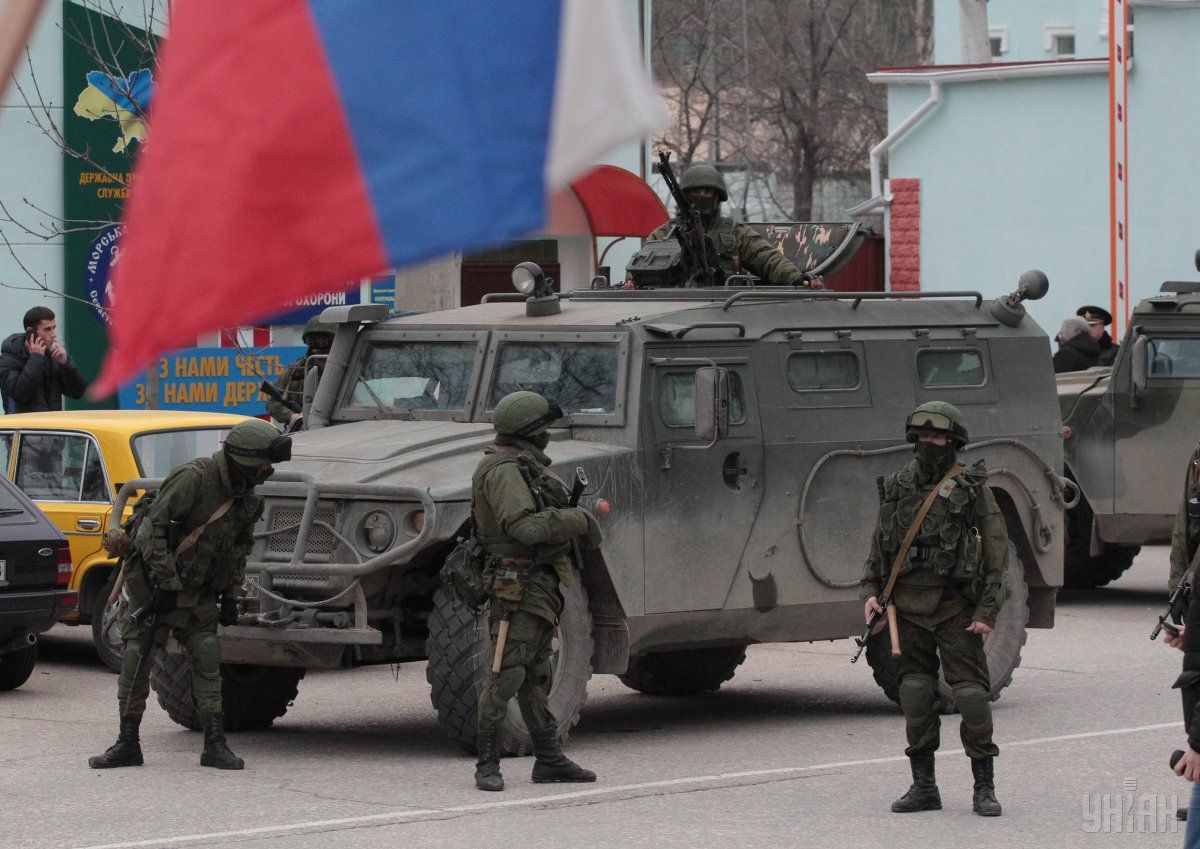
[513,261,561,317]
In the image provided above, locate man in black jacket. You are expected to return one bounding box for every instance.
[1077,305,1120,367]
[1052,316,1101,374]
[0,307,89,413]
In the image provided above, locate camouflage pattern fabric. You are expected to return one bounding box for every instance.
[1169,442,1200,588]
[646,216,807,286]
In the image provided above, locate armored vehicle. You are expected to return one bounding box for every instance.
[132,267,1069,749]
[1058,252,1200,588]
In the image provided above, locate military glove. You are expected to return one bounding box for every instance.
[579,507,603,549]
[151,587,179,615]
[219,594,240,627]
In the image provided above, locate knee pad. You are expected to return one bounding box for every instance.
[191,634,221,681]
[954,683,991,727]
[898,674,937,718]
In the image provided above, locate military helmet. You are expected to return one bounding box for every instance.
[224,419,292,466]
[679,163,728,202]
[905,401,969,446]
[302,317,336,346]
[493,391,562,439]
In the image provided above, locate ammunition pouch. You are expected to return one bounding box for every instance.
[439,535,489,610]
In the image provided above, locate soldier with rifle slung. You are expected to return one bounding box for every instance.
[643,153,819,289]
[471,391,601,792]
[860,402,1009,817]
[266,316,334,427]
[88,419,290,771]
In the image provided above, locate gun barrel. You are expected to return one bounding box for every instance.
[259,379,302,414]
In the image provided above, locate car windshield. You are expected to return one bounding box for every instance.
[486,342,620,414]
[349,341,476,414]
[133,428,231,478]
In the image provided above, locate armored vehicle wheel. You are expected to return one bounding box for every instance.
[617,645,747,696]
[0,641,38,691]
[865,543,1029,713]
[425,582,594,755]
[91,579,126,674]
[1064,500,1139,589]
[150,652,303,731]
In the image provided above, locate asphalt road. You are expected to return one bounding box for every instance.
[1,547,1191,849]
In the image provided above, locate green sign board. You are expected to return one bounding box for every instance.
[61,1,157,408]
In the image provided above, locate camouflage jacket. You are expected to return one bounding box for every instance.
[471,440,588,624]
[1169,442,1200,588]
[266,355,323,424]
[131,451,263,606]
[646,216,806,286]
[860,459,1009,627]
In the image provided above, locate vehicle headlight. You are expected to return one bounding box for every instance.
[360,511,395,553]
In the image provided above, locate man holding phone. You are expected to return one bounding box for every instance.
[0,306,89,413]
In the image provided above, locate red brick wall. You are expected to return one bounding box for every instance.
[889,178,920,292]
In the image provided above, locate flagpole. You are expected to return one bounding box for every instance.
[0,0,47,107]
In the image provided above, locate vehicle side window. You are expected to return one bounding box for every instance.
[0,432,12,477]
[787,351,860,391]
[661,370,746,427]
[917,349,985,387]
[1147,338,1200,378]
[15,433,107,502]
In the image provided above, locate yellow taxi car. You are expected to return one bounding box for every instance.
[0,410,254,670]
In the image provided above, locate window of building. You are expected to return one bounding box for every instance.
[786,351,860,392]
[660,370,746,428]
[988,27,1008,58]
[1045,26,1076,58]
[916,349,986,388]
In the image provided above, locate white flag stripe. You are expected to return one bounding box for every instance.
[545,0,666,189]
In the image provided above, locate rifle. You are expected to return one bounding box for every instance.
[657,151,717,286]
[1152,497,1200,640]
[260,379,301,415]
[852,476,890,664]
[122,599,163,714]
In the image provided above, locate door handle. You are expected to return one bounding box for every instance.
[76,518,101,531]
[722,452,748,489]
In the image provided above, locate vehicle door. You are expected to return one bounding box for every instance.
[12,431,113,584]
[1114,331,1200,518]
[642,350,765,613]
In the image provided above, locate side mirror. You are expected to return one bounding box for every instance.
[301,356,325,426]
[694,366,731,443]
[1130,333,1148,409]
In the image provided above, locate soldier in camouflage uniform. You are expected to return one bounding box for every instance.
[266,317,334,426]
[472,391,601,792]
[89,419,290,771]
[645,163,818,288]
[861,402,1008,817]
[1168,441,1200,589]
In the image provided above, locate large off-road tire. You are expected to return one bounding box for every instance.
[1064,499,1139,589]
[865,542,1029,714]
[150,652,304,731]
[425,582,594,755]
[618,645,747,696]
[91,579,126,674]
[0,641,38,691]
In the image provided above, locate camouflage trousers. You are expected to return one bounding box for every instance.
[117,600,222,719]
[477,609,555,732]
[895,606,998,760]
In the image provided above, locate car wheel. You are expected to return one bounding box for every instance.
[91,579,127,674]
[0,640,38,691]
[1064,499,1139,588]
[150,652,304,731]
[618,645,747,696]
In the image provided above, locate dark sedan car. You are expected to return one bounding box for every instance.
[0,474,75,690]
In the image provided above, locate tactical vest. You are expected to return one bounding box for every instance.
[472,451,571,564]
[876,462,984,584]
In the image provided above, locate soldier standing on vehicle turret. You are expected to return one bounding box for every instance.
[644,163,819,288]
[266,316,334,426]
[860,402,1009,817]
[471,391,601,792]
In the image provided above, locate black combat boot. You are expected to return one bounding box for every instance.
[891,752,941,812]
[200,714,244,770]
[971,757,1002,816]
[530,728,596,783]
[475,730,504,791]
[88,713,144,769]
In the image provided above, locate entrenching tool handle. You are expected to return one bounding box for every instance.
[492,617,510,674]
[887,605,901,657]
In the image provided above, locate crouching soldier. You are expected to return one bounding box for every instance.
[89,419,290,771]
[860,402,1008,816]
[472,391,601,791]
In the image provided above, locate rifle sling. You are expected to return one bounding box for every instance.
[880,462,965,603]
[173,499,234,558]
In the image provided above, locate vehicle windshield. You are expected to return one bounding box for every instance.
[133,428,231,478]
[349,341,476,414]
[486,341,619,414]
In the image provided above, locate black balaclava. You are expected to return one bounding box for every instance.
[914,439,957,479]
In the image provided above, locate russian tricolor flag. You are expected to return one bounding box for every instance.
[94,0,664,394]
